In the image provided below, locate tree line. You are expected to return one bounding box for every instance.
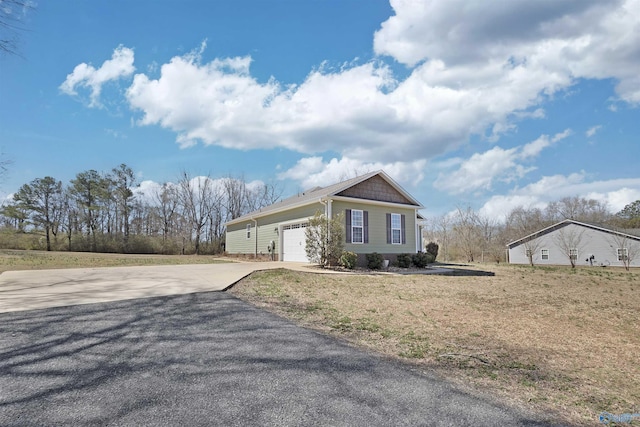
[1,164,281,254]
[2,165,639,262]
[423,196,640,264]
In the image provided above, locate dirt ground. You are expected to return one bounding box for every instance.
[230,264,640,427]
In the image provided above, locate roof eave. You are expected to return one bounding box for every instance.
[330,195,423,209]
[507,219,640,247]
[224,197,326,226]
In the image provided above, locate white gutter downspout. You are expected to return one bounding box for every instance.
[319,198,329,264]
[327,199,333,258]
[415,210,420,253]
[251,218,258,258]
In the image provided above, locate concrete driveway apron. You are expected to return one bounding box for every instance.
[0,262,308,313]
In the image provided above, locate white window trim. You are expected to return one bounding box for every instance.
[569,248,578,261]
[617,248,628,261]
[246,224,251,239]
[541,249,549,260]
[351,209,363,244]
[391,213,401,245]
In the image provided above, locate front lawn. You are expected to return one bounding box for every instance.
[230,264,640,426]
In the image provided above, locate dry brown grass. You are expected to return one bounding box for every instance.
[0,249,230,273]
[230,264,640,426]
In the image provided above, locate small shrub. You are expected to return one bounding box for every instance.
[426,241,439,261]
[412,251,434,268]
[339,251,358,269]
[366,252,384,270]
[396,253,413,268]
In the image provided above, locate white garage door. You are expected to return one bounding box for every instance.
[282,223,309,262]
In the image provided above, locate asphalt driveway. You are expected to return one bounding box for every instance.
[0,291,556,426]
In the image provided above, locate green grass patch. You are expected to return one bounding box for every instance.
[0,249,230,273]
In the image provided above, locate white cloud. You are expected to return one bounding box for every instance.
[60,45,135,107]
[132,180,165,204]
[434,130,570,194]
[374,0,640,104]
[434,146,526,194]
[120,43,580,164]
[478,194,546,222]
[479,173,640,221]
[586,188,640,213]
[278,156,426,190]
[63,0,640,164]
[585,125,602,138]
[58,2,640,214]
[104,128,127,139]
[520,129,571,158]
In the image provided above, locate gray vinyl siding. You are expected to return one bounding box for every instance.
[332,200,417,254]
[508,223,640,267]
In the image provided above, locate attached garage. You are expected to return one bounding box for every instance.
[224,171,425,265]
[282,223,309,262]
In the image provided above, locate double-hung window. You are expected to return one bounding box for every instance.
[386,213,405,245]
[246,224,251,239]
[541,249,549,260]
[351,209,364,244]
[391,213,401,244]
[617,248,628,261]
[569,248,578,261]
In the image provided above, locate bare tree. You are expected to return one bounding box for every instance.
[178,172,215,255]
[434,214,451,262]
[245,180,282,213]
[608,231,640,271]
[0,151,12,184]
[0,0,35,56]
[305,212,344,267]
[59,189,79,251]
[504,205,549,266]
[554,224,587,268]
[154,183,179,254]
[477,214,504,263]
[452,206,480,262]
[223,177,249,221]
[545,196,610,224]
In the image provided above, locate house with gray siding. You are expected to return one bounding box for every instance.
[224,171,425,264]
[507,219,640,268]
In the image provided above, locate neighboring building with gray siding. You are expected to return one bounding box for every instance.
[507,220,640,268]
[224,171,425,264]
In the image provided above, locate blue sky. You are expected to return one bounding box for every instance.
[1,0,639,219]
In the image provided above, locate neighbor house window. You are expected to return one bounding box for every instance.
[525,249,532,258]
[351,209,364,244]
[246,224,251,239]
[541,249,549,260]
[569,248,578,261]
[391,213,401,244]
[617,248,628,261]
